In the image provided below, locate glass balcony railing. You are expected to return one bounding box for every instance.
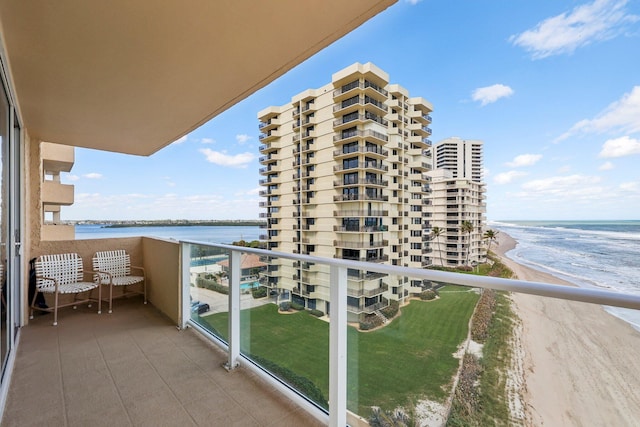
[180,241,640,427]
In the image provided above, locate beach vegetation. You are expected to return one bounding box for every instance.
[447,265,517,426]
[369,406,416,427]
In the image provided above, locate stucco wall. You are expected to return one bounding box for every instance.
[142,237,181,325]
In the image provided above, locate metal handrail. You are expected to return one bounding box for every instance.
[181,240,640,310]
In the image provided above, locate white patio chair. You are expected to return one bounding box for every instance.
[32,253,101,326]
[93,250,146,314]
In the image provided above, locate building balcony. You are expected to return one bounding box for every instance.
[347,283,388,297]
[333,209,388,217]
[41,180,74,205]
[333,178,388,188]
[333,194,388,202]
[334,225,386,233]
[333,162,388,173]
[333,129,389,144]
[7,236,640,427]
[333,240,388,248]
[332,145,388,159]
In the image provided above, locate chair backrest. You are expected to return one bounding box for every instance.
[93,250,131,278]
[35,253,84,289]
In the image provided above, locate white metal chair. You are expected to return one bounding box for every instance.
[32,253,101,326]
[93,250,146,314]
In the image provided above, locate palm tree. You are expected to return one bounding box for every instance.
[483,229,499,256]
[460,220,474,267]
[430,226,444,267]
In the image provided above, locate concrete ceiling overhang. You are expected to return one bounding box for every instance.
[0,0,395,156]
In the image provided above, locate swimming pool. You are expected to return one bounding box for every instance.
[240,281,259,290]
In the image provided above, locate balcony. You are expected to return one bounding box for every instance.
[333,240,388,248]
[7,237,640,427]
[333,194,389,202]
[6,295,318,426]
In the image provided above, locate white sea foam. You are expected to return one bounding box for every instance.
[495,220,640,330]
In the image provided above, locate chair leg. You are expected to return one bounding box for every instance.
[53,291,59,326]
[29,288,39,320]
[97,284,102,314]
[143,280,147,304]
[109,283,113,314]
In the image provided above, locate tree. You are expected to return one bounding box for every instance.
[460,220,475,266]
[430,226,444,267]
[483,229,499,256]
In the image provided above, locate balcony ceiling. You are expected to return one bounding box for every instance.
[0,0,395,156]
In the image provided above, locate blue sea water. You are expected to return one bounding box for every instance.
[75,224,262,244]
[491,220,640,331]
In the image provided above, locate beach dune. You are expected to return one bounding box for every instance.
[494,232,640,426]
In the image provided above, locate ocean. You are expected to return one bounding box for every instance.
[491,220,640,331]
[75,224,262,244]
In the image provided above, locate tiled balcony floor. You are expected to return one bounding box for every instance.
[2,297,324,426]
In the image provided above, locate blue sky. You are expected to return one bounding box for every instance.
[63,0,640,221]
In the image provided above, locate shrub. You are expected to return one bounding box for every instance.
[420,289,438,301]
[279,301,291,311]
[251,286,267,299]
[359,314,383,331]
[249,354,327,409]
[195,277,228,295]
[470,289,496,342]
[380,300,399,319]
[309,309,324,317]
[290,301,305,311]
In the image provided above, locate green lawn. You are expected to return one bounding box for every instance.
[199,285,479,416]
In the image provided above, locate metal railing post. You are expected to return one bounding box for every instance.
[226,248,241,370]
[329,264,347,427]
[180,243,191,330]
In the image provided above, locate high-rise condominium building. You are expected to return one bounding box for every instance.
[258,62,435,321]
[427,137,486,267]
[258,63,482,320]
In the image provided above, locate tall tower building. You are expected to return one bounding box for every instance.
[433,137,483,182]
[427,138,486,267]
[258,63,434,321]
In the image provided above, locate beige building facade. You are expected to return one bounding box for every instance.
[258,63,436,321]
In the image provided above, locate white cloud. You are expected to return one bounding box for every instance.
[65,174,80,181]
[246,187,261,196]
[201,138,215,144]
[84,173,103,179]
[599,136,640,158]
[505,154,542,167]
[556,86,640,142]
[405,0,422,4]
[620,181,639,192]
[199,149,255,168]
[521,174,602,194]
[509,0,639,59]
[471,84,514,106]
[236,134,252,144]
[172,135,188,144]
[494,171,528,184]
[599,161,615,170]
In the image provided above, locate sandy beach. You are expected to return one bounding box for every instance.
[494,231,640,426]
